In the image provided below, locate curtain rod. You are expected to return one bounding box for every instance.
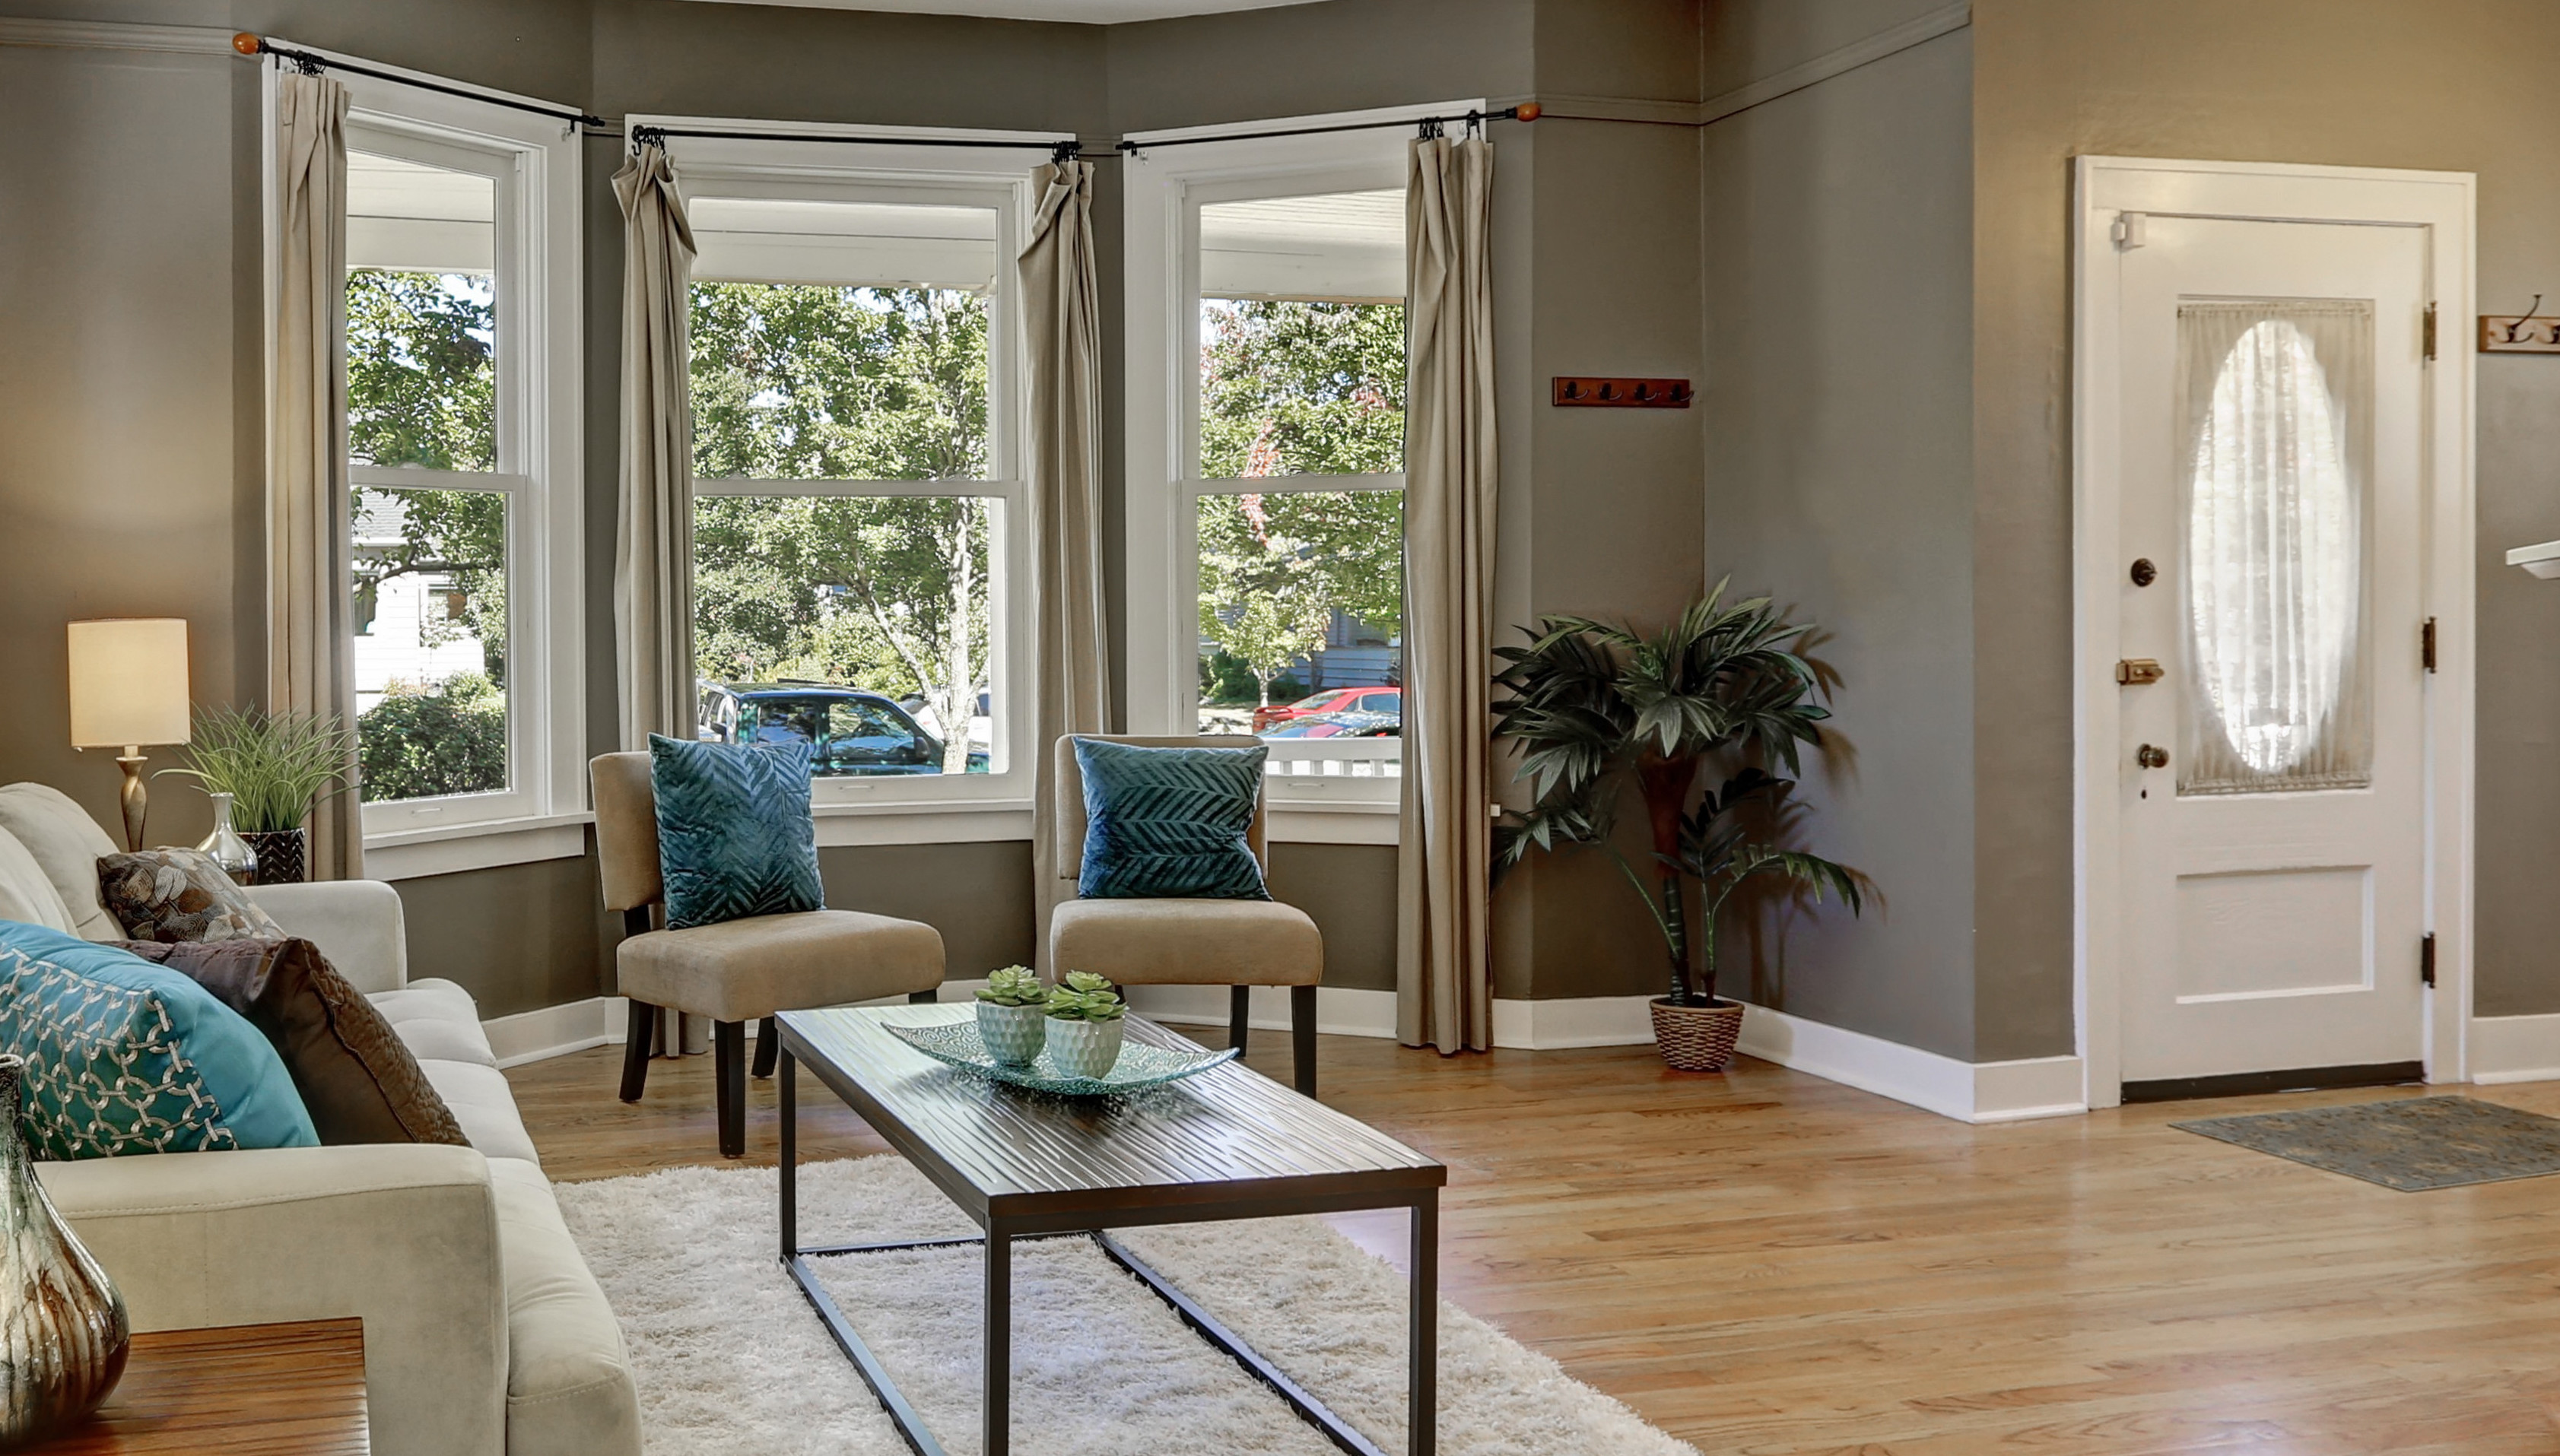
[233,34,605,129]
[233,36,1538,161]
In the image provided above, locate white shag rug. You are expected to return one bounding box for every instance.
[554,1156,1695,1456]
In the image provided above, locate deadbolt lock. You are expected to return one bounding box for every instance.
[2136,744,2169,769]
[2115,658,2165,686]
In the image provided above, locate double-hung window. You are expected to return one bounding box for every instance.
[1126,107,1464,839]
[298,51,583,873]
[653,122,1050,838]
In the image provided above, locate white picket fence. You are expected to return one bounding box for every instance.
[1259,739,1402,779]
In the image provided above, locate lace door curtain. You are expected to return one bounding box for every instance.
[2174,300,2374,795]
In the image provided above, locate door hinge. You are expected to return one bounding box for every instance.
[2112,211,2148,250]
[2422,932,2437,988]
[2424,303,2439,360]
[2422,616,2438,673]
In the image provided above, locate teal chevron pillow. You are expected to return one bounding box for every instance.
[650,734,826,929]
[0,920,319,1159]
[1073,738,1272,901]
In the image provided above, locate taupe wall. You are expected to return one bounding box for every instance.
[1698,2,1977,1056]
[1973,0,2560,1032]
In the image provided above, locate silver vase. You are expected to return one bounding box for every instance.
[195,791,258,884]
[0,1055,129,1443]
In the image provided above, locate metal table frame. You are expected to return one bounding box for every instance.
[776,1024,1439,1456]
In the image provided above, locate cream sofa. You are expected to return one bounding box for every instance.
[0,784,641,1456]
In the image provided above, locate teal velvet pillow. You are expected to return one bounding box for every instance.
[649,734,826,929]
[0,920,319,1159]
[1073,738,1272,901]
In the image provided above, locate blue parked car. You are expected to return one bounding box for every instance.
[697,681,988,776]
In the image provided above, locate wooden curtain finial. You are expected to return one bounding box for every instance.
[1513,102,1542,122]
[231,32,262,56]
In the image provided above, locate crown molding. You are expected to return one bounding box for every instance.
[0,17,237,56]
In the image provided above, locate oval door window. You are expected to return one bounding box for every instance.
[2182,311,2371,791]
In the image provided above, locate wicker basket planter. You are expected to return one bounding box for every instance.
[1650,997,1744,1072]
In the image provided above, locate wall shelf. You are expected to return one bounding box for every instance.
[2505,541,2560,579]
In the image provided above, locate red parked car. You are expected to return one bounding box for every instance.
[1252,686,1401,733]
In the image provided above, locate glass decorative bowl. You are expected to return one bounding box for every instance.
[885,1019,1238,1096]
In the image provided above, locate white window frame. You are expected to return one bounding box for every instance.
[642,118,1060,846]
[1123,103,1473,844]
[263,45,586,879]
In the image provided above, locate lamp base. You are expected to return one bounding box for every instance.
[114,752,147,852]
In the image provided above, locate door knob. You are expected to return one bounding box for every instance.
[2136,744,2169,769]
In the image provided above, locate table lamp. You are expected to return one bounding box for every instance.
[67,619,192,852]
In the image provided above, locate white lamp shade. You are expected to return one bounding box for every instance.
[67,619,191,749]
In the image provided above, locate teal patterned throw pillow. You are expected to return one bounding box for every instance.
[1074,738,1272,901]
[0,920,319,1159]
[650,734,826,929]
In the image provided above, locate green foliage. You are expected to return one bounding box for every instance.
[689,283,991,769]
[1043,969,1126,1023]
[1491,580,1860,1007]
[975,966,1047,1007]
[357,674,507,804]
[161,706,354,834]
[1195,300,1407,696]
[1200,649,1304,707]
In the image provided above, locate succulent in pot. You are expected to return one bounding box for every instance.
[1043,971,1127,1079]
[973,966,1049,1067]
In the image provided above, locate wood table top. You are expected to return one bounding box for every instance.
[30,1318,367,1454]
[780,1005,1444,1224]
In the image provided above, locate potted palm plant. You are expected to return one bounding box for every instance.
[1492,581,1863,1071]
[159,706,354,884]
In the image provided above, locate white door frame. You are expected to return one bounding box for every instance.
[2072,156,2476,1109]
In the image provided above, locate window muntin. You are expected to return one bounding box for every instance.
[1187,187,1405,778]
[671,153,1034,810]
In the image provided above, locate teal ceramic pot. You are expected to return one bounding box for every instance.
[975,1001,1047,1067]
[1046,1017,1125,1080]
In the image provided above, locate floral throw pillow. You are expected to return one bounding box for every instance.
[96,849,286,944]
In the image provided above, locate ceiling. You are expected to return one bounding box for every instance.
[684,0,1322,23]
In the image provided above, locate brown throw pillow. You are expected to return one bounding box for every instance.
[113,937,468,1148]
[96,849,284,944]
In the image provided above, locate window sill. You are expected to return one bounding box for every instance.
[813,800,1034,847]
[364,811,592,881]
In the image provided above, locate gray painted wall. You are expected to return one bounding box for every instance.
[1698,11,1977,1057]
[1973,0,2560,1033]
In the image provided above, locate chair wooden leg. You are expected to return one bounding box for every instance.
[619,1001,656,1104]
[1230,985,1252,1055]
[752,1017,778,1080]
[1291,985,1318,1099]
[715,1020,746,1159]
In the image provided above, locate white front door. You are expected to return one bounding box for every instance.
[2110,211,2432,1089]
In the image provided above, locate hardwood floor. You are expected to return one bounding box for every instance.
[507,1033,2560,1454]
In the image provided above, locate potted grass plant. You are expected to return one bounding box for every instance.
[159,706,354,884]
[1043,971,1127,1078]
[1492,580,1863,1071]
[974,966,1049,1067]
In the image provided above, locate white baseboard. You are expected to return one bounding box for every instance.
[482,982,2082,1124]
[2468,1013,2560,1083]
[1734,1000,2086,1123]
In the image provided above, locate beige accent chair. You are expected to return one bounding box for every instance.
[1049,735,1325,1096]
[590,752,945,1156]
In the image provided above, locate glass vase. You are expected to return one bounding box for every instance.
[195,792,258,884]
[0,1055,130,1443]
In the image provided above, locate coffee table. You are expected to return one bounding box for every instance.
[776,1004,1447,1456]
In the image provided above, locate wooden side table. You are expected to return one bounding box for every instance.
[27,1318,368,1454]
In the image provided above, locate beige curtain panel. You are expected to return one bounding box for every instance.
[1019,158,1113,965]
[1397,135,1498,1054]
[268,71,364,881]
[613,141,700,749]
